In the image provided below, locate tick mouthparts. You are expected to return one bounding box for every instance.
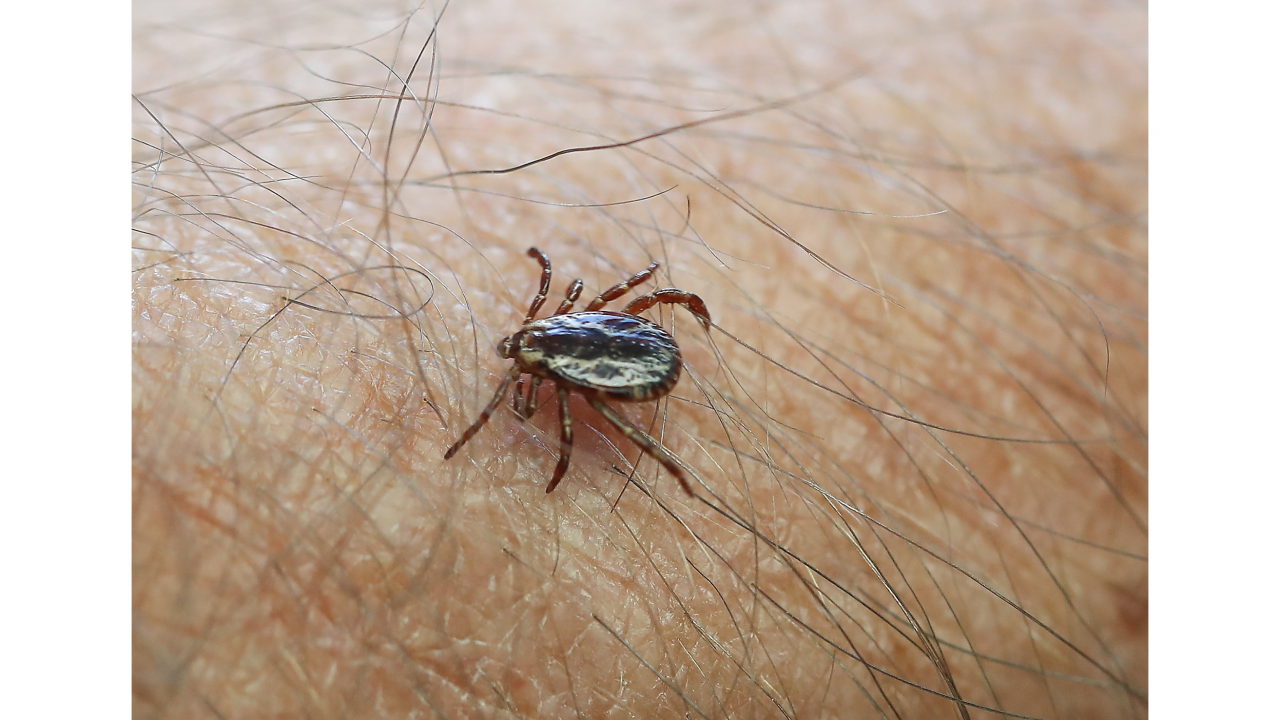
[497,335,516,358]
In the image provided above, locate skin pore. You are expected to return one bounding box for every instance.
[133,1,1147,718]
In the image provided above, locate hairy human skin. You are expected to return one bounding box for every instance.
[133,1,1147,718]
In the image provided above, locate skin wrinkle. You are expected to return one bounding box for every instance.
[133,1,1146,718]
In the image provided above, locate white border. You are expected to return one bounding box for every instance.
[0,2,131,718]
[1152,3,1279,716]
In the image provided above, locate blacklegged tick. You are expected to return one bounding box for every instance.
[444,247,711,496]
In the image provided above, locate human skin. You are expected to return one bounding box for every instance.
[132,1,1147,718]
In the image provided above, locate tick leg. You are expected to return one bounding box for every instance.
[587,398,694,497]
[585,261,660,310]
[523,377,545,418]
[444,366,519,459]
[523,247,554,323]
[622,289,712,331]
[554,278,584,315]
[514,375,548,419]
[545,387,575,493]
[513,375,529,417]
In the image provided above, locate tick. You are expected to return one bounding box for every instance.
[444,247,711,496]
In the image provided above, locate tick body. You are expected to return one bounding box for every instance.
[505,311,681,401]
[445,247,711,496]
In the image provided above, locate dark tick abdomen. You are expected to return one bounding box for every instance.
[517,311,681,399]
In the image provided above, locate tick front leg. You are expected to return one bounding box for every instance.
[587,398,694,497]
[523,247,554,323]
[545,386,575,493]
[513,375,527,417]
[522,377,546,418]
[585,261,660,310]
[444,366,519,459]
[622,289,712,331]
[513,375,545,419]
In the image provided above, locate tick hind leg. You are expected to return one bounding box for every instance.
[623,289,712,331]
[544,386,575,493]
[445,366,520,459]
[585,261,660,310]
[588,398,694,497]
